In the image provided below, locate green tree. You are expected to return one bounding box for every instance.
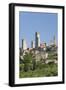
[23,53,33,72]
[32,58,36,70]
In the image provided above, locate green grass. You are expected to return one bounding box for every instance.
[19,63,58,78]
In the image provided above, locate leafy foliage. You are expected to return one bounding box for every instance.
[19,50,58,77]
[23,53,33,71]
[19,63,58,78]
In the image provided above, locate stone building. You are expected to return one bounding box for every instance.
[22,39,27,50]
[31,41,35,48]
[35,32,40,48]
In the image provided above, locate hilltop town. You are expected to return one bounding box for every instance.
[19,32,58,77]
[20,32,57,64]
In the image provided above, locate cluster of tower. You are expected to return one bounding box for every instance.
[22,32,40,50]
[21,32,56,50]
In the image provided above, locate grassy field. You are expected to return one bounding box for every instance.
[19,63,58,78]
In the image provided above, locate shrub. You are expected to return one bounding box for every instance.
[23,53,33,71]
[19,64,24,71]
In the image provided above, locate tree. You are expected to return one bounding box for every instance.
[23,53,33,72]
[32,58,36,70]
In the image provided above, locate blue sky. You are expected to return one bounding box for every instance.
[19,11,58,48]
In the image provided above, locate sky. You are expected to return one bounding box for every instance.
[19,11,58,48]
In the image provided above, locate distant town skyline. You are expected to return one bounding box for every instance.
[19,11,58,48]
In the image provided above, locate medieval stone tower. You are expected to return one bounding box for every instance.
[22,39,27,50]
[31,41,35,48]
[35,32,40,48]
